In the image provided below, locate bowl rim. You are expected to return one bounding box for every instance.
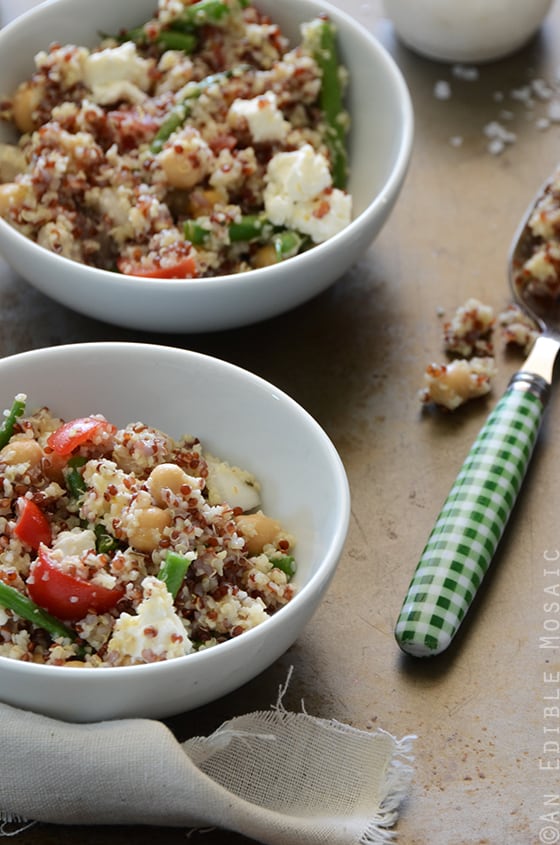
[0,0,414,293]
[0,341,351,678]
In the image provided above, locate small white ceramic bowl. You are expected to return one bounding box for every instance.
[0,0,413,333]
[0,342,350,722]
[383,0,553,64]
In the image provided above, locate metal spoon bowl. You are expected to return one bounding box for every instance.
[395,175,560,658]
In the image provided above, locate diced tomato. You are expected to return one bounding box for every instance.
[116,254,198,279]
[27,546,125,621]
[14,498,52,550]
[47,416,117,457]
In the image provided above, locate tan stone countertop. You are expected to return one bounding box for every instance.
[3,2,560,843]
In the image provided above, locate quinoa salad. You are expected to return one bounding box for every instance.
[0,0,351,278]
[511,168,560,300]
[0,394,296,667]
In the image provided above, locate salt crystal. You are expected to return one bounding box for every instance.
[532,78,553,100]
[483,121,517,144]
[536,117,551,130]
[452,64,479,81]
[510,85,534,106]
[433,80,451,100]
[548,100,560,122]
[487,138,505,155]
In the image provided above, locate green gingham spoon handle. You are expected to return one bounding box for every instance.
[395,378,546,658]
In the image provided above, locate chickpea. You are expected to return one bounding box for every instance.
[12,80,44,134]
[235,511,281,556]
[148,463,189,507]
[186,187,226,218]
[158,128,213,190]
[252,244,277,269]
[0,437,43,468]
[42,451,67,484]
[64,661,92,668]
[0,183,27,217]
[126,504,172,553]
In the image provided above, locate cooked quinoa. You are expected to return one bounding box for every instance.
[0,0,351,278]
[442,297,495,358]
[0,394,296,667]
[420,357,497,411]
[512,171,560,300]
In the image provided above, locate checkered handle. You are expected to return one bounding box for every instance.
[395,384,545,658]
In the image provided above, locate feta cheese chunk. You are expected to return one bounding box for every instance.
[228,91,289,143]
[264,143,351,243]
[83,42,152,105]
[107,576,193,665]
[205,454,261,511]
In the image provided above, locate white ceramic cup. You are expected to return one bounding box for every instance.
[383,0,554,63]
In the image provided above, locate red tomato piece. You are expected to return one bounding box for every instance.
[117,254,198,279]
[27,546,125,622]
[47,416,116,456]
[14,498,52,550]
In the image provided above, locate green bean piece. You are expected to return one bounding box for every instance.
[271,555,296,578]
[176,0,249,28]
[309,18,349,189]
[0,395,26,450]
[272,230,305,261]
[229,214,273,243]
[106,24,197,53]
[65,456,87,499]
[151,67,244,154]
[0,580,78,642]
[93,524,120,554]
[157,29,198,52]
[184,220,211,245]
[158,550,193,599]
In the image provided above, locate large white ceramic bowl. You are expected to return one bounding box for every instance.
[0,342,350,722]
[0,0,413,333]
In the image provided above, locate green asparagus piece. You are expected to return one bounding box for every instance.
[0,580,78,642]
[94,524,120,554]
[157,30,198,52]
[106,24,197,53]
[184,214,273,244]
[175,0,250,28]
[151,67,246,154]
[183,220,211,246]
[0,395,26,450]
[66,456,87,499]
[271,554,296,578]
[272,230,305,261]
[158,550,193,599]
[308,18,349,189]
[228,214,273,242]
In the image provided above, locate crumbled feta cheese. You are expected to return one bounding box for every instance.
[498,303,540,354]
[205,454,261,511]
[433,80,451,100]
[228,91,289,143]
[83,42,152,105]
[107,576,193,664]
[264,144,351,243]
[443,297,495,357]
[52,528,96,558]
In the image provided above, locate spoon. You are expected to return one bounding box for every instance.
[394,175,560,657]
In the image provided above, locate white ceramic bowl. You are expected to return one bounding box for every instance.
[0,342,350,722]
[383,0,553,64]
[0,0,413,333]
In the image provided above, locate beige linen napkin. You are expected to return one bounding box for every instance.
[0,698,414,843]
